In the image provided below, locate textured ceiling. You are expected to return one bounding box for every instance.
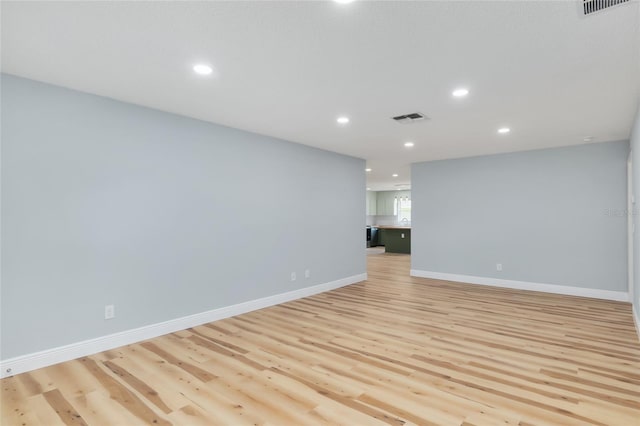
[2,1,639,190]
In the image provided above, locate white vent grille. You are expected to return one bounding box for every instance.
[582,0,629,15]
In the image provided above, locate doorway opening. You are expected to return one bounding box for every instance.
[628,152,634,303]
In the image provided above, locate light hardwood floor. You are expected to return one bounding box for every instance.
[2,252,640,425]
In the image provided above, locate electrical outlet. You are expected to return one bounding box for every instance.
[305,269,311,278]
[105,304,115,320]
[291,272,297,281]
[496,263,503,271]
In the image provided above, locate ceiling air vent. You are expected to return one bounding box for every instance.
[392,112,428,124]
[582,0,629,15]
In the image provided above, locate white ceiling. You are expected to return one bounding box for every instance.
[2,1,639,190]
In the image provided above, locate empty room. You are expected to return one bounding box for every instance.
[1,1,639,425]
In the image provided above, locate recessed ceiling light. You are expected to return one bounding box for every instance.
[404,142,414,148]
[583,136,594,142]
[193,64,213,75]
[497,127,511,134]
[334,0,355,3]
[392,174,398,177]
[366,187,371,191]
[365,168,372,172]
[337,116,350,124]
[452,88,469,97]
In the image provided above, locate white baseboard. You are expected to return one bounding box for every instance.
[410,269,629,302]
[0,273,366,379]
[633,306,640,343]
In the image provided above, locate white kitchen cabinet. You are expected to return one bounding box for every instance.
[376,191,396,216]
[366,191,377,215]
[375,191,411,216]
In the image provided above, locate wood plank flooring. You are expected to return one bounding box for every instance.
[2,252,640,425]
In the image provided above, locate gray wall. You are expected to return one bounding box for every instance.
[411,140,629,291]
[1,74,366,359]
[630,103,640,323]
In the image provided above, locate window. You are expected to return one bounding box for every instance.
[395,195,411,222]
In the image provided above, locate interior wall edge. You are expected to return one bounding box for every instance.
[410,269,629,302]
[634,305,640,342]
[0,272,366,379]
